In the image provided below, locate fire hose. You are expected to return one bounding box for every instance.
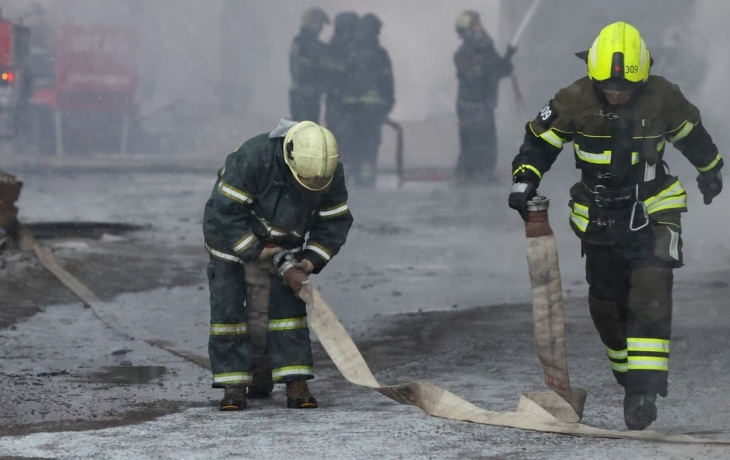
[505,0,545,111]
[17,225,730,444]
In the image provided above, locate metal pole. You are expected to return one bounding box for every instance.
[121,113,129,154]
[385,119,404,187]
[54,109,63,157]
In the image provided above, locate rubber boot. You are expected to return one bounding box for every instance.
[624,391,657,430]
[219,386,247,411]
[247,357,274,399]
[286,380,318,409]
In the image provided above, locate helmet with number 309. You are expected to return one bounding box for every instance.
[579,22,652,92]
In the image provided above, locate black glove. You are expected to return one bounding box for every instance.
[508,181,537,221]
[697,169,722,205]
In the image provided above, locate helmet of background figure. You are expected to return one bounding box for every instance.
[301,7,330,31]
[454,10,480,39]
[283,121,339,192]
[579,21,651,93]
[355,13,382,40]
[333,11,359,36]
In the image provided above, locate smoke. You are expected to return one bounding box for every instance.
[0,0,726,171]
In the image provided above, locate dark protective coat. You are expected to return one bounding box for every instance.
[513,75,721,243]
[454,32,513,183]
[512,75,723,397]
[323,12,359,139]
[337,24,395,187]
[289,28,329,122]
[203,132,352,271]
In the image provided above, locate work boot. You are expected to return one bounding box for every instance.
[247,357,274,399]
[286,380,318,409]
[623,391,657,430]
[219,386,247,411]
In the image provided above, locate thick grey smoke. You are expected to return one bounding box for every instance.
[0,0,727,171]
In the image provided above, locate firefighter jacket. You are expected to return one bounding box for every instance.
[289,28,330,97]
[341,36,395,120]
[512,76,723,244]
[323,33,354,116]
[203,130,353,274]
[454,32,513,106]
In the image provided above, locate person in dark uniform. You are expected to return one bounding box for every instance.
[324,11,359,142]
[289,8,330,123]
[203,119,353,410]
[508,22,723,430]
[337,13,395,188]
[453,10,515,186]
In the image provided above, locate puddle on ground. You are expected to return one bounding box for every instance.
[24,222,146,240]
[90,366,166,385]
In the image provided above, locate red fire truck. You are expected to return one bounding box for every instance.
[0,12,31,139]
[26,24,138,155]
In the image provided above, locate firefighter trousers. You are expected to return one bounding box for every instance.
[207,256,314,388]
[455,100,498,183]
[584,220,683,397]
[337,109,385,188]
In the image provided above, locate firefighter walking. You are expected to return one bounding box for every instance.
[508,22,723,430]
[203,119,353,410]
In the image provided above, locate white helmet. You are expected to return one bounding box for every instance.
[283,121,339,191]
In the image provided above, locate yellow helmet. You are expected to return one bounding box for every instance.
[283,121,339,191]
[584,22,651,91]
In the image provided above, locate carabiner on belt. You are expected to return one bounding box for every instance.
[629,184,649,231]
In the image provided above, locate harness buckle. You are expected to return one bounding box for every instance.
[592,184,606,207]
[629,184,650,231]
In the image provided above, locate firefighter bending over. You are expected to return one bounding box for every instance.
[203,119,353,410]
[508,22,723,430]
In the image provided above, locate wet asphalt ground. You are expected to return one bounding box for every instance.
[1,164,729,459]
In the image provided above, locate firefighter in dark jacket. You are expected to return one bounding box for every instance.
[324,11,360,142]
[508,22,723,430]
[289,8,330,123]
[203,119,353,410]
[453,11,515,186]
[338,13,395,187]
